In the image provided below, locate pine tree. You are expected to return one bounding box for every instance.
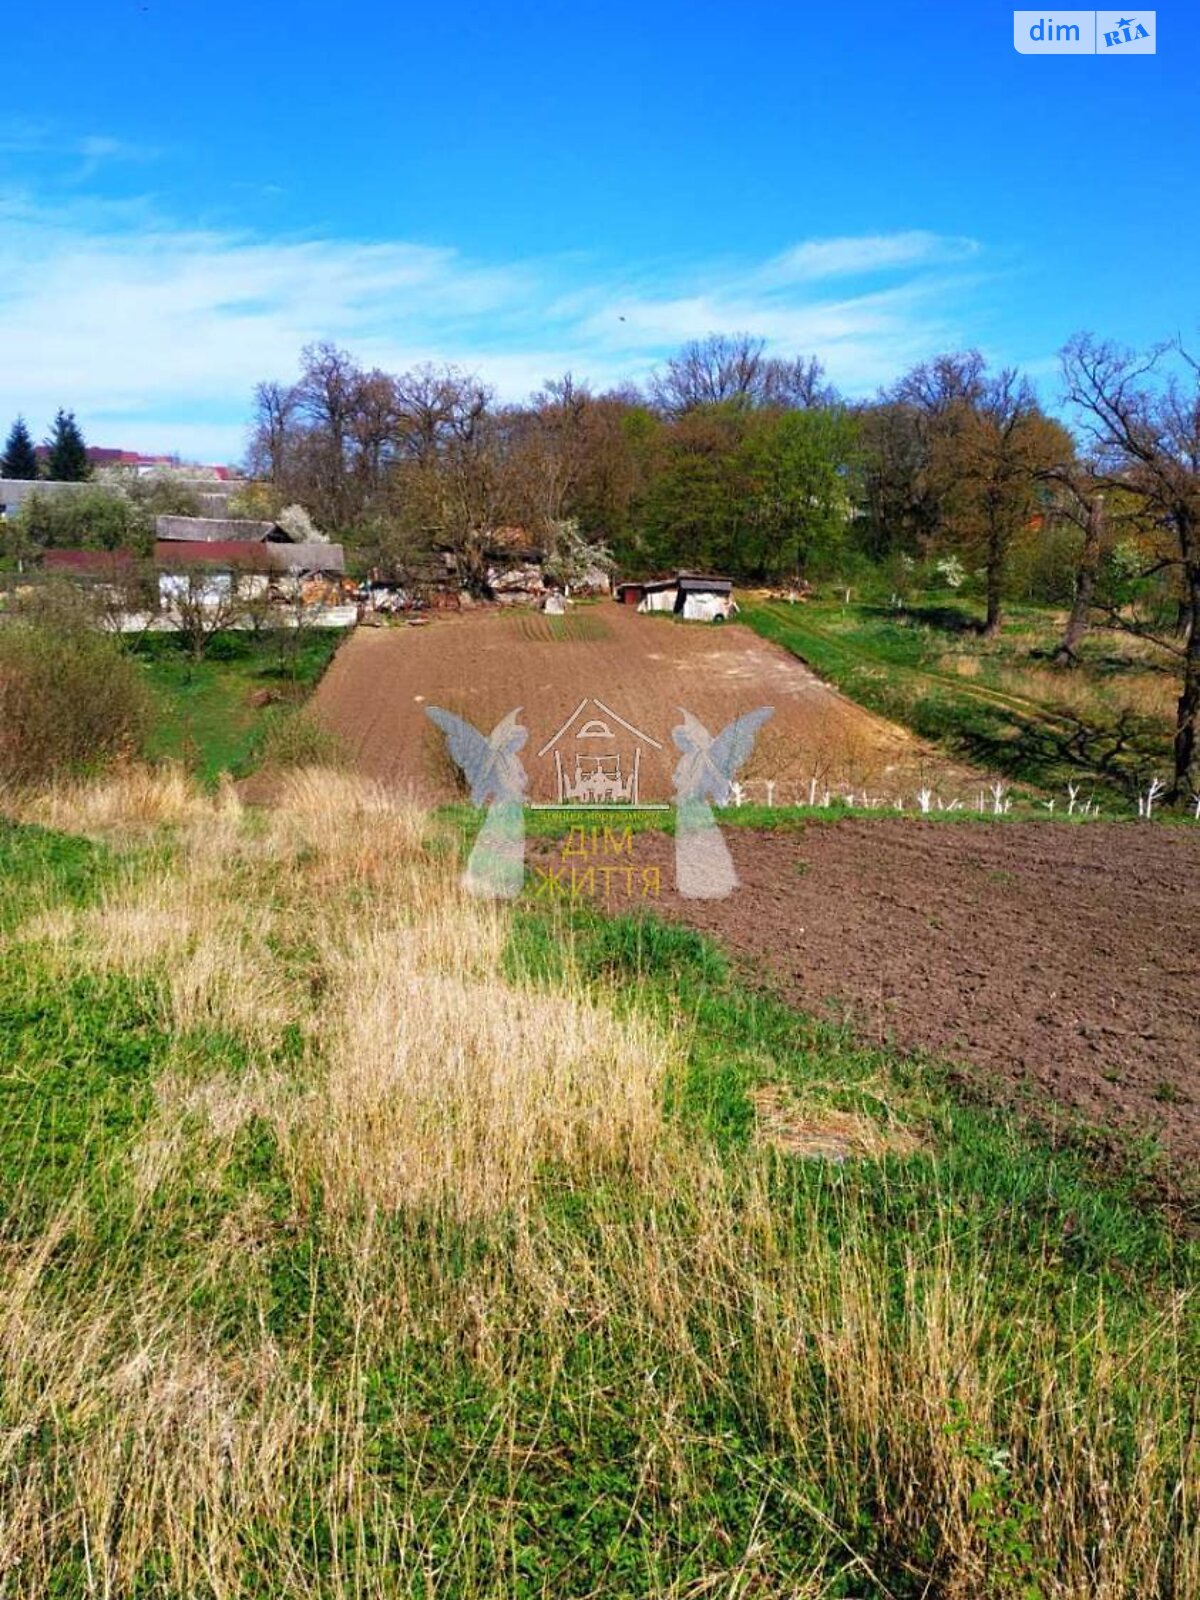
[44,409,92,481]
[1,416,39,480]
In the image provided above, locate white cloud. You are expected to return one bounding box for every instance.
[748,230,979,288]
[0,192,987,462]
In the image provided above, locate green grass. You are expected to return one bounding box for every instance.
[0,821,170,1229]
[131,630,342,785]
[1,811,1194,1596]
[742,596,1177,806]
[0,816,111,934]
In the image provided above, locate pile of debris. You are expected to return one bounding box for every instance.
[489,562,548,604]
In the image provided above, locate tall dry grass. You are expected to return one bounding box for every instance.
[0,767,1194,1597]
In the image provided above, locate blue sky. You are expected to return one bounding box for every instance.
[2,1,1195,463]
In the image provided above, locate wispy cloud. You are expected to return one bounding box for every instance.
[0,121,161,179]
[0,190,987,460]
[749,230,980,289]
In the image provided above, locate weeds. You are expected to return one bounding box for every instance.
[0,769,1194,1597]
[744,598,1178,805]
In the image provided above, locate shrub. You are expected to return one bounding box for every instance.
[933,554,966,590]
[276,503,327,543]
[0,619,151,784]
[257,708,347,770]
[1009,519,1084,605]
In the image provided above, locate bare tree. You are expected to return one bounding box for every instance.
[1061,334,1200,798]
[292,342,365,527]
[650,333,832,416]
[246,380,297,483]
[162,563,247,661]
[759,354,836,410]
[352,369,400,497]
[892,350,989,418]
[507,373,592,530]
[387,365,516,593]
[393,363,490,466]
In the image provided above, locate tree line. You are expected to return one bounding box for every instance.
[244,335,1086,632]
[245,330,1200,799]
[1,411,92,482]
[2,331,1195,799]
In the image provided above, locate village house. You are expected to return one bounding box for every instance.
[154,515,346,576]
[0,477,92,521]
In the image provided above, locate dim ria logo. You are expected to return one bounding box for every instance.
[1013,11,1155,52]
[426,703,772,901]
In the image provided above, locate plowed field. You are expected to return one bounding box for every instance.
[310,606,984,803]
[635,820,1200,1172]
[311,606,1200,1176]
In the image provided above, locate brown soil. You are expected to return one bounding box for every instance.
[305,606,1200,1171]
[304,606,986,805]
[617,819,1200,1169]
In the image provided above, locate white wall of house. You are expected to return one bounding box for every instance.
[159,571,232,608]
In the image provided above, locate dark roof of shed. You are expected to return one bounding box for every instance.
[615,576,677,593]
[677,573,733,594]
[156,516,282,543]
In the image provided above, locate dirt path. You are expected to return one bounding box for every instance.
[639,819,1200,1168]
[309,608,986,804]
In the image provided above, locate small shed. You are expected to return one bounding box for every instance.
[616,576,678,613]
[615,572,736,621]
[675,573,735,621]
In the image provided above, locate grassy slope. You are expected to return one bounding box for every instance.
[0,795,1193,1597]
[741,596,1176,805]
[0,822,171,1232]
[133,630,342,784]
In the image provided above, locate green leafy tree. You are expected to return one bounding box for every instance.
[635,404,857,581]
[739,407,859,579]
[1,416,39,480]
[44,410,92,481]
[638,404,763,573]
[17,487,153,553]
